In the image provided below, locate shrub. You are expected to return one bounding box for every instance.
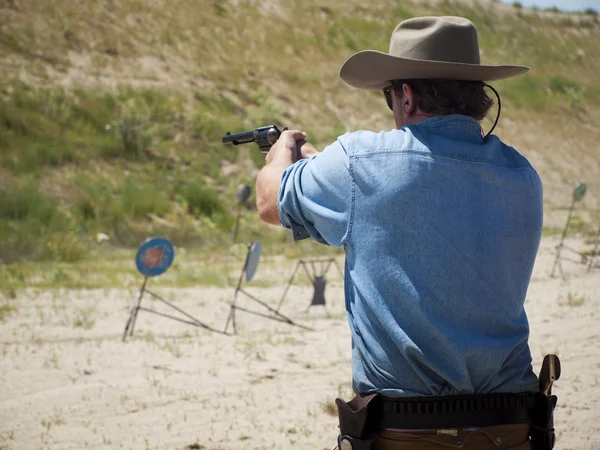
[549,76,581,94]
[191,92,245,142]
[121,179,171,219]
[180,183,226,218]
[0,178,57,222]
[116,100,152,159]
[74,175,171,225]
[0,178,84,263]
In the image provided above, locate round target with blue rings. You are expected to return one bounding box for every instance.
[135,237,175,277]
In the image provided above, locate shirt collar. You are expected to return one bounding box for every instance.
[405,114,484,142]
[412,114,482,132]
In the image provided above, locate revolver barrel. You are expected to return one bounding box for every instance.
[222,130,256,146]
[222,125,286,153]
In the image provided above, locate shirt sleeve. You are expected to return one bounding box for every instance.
[277,135,354,247]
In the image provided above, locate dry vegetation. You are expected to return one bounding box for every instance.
[1,0,599,270]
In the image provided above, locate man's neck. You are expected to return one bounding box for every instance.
[397,111,441,128]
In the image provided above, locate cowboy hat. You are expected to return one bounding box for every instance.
[340,16,529,90]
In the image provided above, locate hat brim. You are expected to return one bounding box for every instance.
[340,50,530,90]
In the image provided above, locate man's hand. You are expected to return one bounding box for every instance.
[265,130,304,165]
[258,129,319,225]
[265,130,319,165]
[297,139,319,159]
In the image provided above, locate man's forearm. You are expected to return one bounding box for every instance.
[256,163,290,225]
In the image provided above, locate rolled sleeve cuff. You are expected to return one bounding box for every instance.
[281,216,311,241]
[277,159,329,244]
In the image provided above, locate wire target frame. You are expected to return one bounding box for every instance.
[123,237,226,342]
[550,183,590,279]
[583,227,600,273]
[276,258,344,315]
[223,241,312,334]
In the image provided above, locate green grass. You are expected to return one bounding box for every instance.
[0,237,343,291]
[0,83,257,261]
[0,83,190,173]
[0,0,599,268]
[2,75,593,264]
[0,177,85,263]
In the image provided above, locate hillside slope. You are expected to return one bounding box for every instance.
[1,0,599,263]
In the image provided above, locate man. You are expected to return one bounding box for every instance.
[257,16,553,450]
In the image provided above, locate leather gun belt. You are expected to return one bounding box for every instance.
[376,392,534,430]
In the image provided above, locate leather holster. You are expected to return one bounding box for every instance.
[336,394,381,450]
[530,392,558,450]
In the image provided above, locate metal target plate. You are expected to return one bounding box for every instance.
[236,184,252,204]
[245,241,262,281]
[573,183,587,203]
[311,276,327,306]
[135,237,175,277]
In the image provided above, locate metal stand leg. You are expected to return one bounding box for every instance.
[276,262,302,312]
[224,243,252,335]
[122,277,148,342]
[333,260,345,280]
[550,246,565,280]
[550,198,575,279]
[231,206,242,243]
[236,289,313,331]
[588,228,600,273]
[224,289,240,335]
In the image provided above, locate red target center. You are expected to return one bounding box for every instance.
[143,247,164,268]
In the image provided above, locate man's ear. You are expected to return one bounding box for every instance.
[402,83,417,113]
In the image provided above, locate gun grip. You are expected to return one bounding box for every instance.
[539,354,561,396]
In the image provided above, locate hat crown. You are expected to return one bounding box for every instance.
[389,16,481,65]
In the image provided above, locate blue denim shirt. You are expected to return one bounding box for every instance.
[278,115,541,397]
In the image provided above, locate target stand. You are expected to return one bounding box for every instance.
[231,184,251,243]
[550,183,589,280]
[122,237,226,342]
[584,227,600,273]
[224,241,311,334]
[276,258,344,315]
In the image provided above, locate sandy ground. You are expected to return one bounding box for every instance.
[0,236,599,450]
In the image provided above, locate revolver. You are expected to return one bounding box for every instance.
[222,125,287,153]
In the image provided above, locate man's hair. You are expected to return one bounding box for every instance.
[393,79,494,121]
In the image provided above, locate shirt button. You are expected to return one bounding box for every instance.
[297,231,303,237]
